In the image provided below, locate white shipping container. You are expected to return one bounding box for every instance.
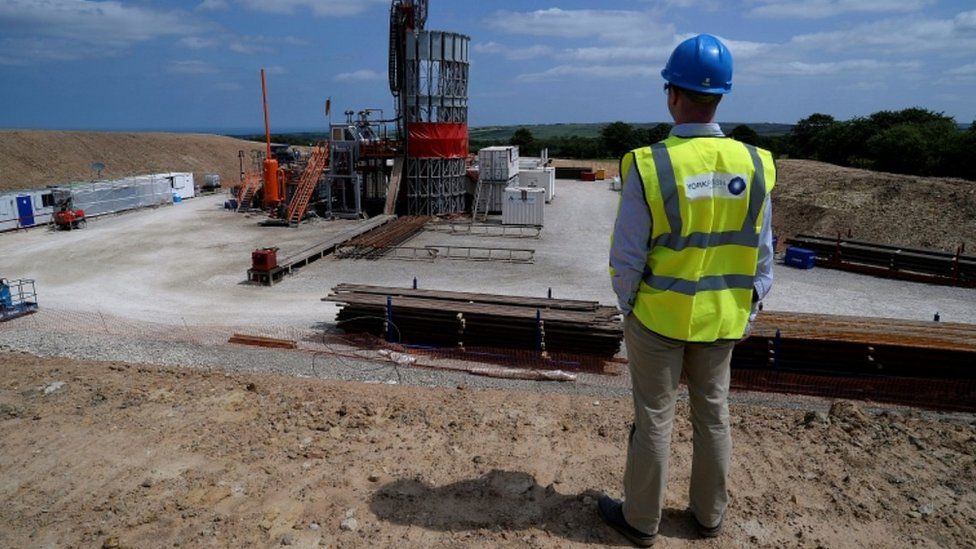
[518,167,555,203]
[502,187,545,226]
[479,146,520,181]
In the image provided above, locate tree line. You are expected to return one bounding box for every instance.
[474,108,975,181]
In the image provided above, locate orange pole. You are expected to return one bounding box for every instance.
[261,68,272,159]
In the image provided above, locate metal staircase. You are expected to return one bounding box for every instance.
[285,141,330,226]
[236,172,263,212]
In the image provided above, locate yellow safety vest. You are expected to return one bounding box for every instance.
[620,137,776,342]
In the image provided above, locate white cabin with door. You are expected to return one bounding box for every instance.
[0,189,57,232]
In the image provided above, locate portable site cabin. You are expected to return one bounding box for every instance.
[0,172,189,232]
[0,188,58,232]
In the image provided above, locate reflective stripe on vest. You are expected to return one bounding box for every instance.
[627,137,775,342]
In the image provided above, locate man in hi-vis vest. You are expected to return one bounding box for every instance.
[599,34,775,547]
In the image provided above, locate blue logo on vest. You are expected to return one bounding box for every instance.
[728,177,747,196]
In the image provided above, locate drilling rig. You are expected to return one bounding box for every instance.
[388,0,471,216]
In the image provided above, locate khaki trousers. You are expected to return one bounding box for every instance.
[621,315,734,534]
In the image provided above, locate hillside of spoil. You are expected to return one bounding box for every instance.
[0,130,264,192]
[773,159,976,252]
[555,157,976,253]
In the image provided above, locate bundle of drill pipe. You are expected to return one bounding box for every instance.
[787,234,976,287]
[336,216,431,259]
[323,284,623,358]
[740,312,976,412]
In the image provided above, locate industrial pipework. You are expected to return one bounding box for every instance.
[260,68,283,208]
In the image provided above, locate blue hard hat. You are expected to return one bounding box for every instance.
[661,34,733,94]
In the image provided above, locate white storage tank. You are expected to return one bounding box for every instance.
[502,187,545,226]
[478,146,520,182]
[518,167,555,203]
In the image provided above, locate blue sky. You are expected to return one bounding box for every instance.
[0,0,974,132]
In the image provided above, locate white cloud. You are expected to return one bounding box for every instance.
[0,0,203,62]
[489,8,675,47]
[790,14,976,54]
[473,41,553,61]
[236,0,386,17]
[751,59,921,77]
[335,69,382,82]
[169,60,217,75]
[196,0,229,11]
[749,0,934,19]
[948,63,976,77]
[956,10,976,31]
[180,36,218,49]
[517,64,658,83]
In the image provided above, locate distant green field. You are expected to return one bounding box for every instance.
[470,122,794,142]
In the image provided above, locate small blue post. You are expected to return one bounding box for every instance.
[386,295,394,342]
[536,309,542,351]
[773,329,781,369]
[413,277,418,289]
[934,312,940,322]
[547,287,552,299]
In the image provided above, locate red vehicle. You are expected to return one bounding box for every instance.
[54,207,86,230]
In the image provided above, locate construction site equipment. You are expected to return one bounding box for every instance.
[247,215,396,285]
[323,110,397,219]
[786,234,976,287]
[518,167,555,203]
[285,142,329,225]
[470,177,514,221]
[479,146,519,181]
[426,221,542,239]
[202,174,221,193]
[784,246,816,269]
[236,172,263,212]
[389,1,471,216]
[251,248,279,272]
[385,245,535,263]
[260,69,283,209]
[502,187,545,227]
[0,278,38,322]
[325,284,623,358]
[739,311,976,412]
[336,215,430,259]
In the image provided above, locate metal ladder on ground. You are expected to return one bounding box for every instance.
[236,172,263,212]
[285,141,330,226]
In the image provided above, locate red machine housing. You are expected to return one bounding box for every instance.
[54,209,86,230]
[251,248,278,272]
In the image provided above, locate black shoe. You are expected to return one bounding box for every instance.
[693,514,723,538]
[597,496,657,547]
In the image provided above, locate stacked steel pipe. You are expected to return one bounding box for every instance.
[786,234,975,287]
[738,312,976,411]
[336,216,431,259]
[324,284,623,358]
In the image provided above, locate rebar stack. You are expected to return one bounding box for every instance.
[324,284,623,358]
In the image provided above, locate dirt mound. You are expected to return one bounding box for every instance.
[0,130,264,193]
[774,159,976,252]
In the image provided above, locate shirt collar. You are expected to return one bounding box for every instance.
[670,123,724,138]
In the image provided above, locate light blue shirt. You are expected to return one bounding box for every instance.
[610,123,774,321]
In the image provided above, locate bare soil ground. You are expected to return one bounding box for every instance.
[555,157,976,253]
[2,352,973,548]
[0,130,263,192]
